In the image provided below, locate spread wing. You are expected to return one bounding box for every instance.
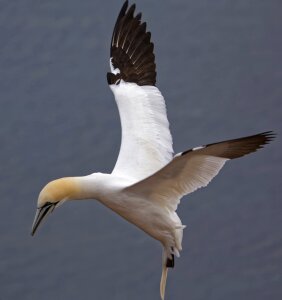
[124,132,275,211]
[108,1,173,181]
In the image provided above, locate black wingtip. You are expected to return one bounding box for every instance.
[110,1,129,52]
[121,1,129,14]
[109,1,157,86]
[116,1,129,24]
[252,131,276,148]
[260,131,276,141]
[128,3,136,15]
[181,131,276,159]
[136,12,142,21]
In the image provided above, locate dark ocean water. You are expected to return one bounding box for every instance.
[0,0,281,299]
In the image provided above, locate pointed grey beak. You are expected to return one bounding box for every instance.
[31,203,56,236]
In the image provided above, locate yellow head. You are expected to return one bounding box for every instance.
[38,177,80,206]
[31,177,79,236]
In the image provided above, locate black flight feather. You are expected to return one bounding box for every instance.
[108,1,156,86]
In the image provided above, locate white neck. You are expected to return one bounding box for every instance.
[74,173,131,201]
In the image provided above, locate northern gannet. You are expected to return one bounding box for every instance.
[31,1,275,299]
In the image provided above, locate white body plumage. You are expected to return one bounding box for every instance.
[31,2,274,300]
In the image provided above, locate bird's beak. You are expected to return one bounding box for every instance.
[31,203,56,236]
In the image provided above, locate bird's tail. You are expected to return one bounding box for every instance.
[160,263,168,300]
[160,248,174,300]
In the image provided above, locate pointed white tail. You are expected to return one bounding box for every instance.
[160,264,168,300]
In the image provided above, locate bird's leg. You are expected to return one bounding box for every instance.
[166,254,174,268]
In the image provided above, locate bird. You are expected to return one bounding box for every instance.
[31,1,275,299]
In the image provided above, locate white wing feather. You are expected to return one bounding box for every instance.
[124,151,228,211]
[110,80,173,181]
[123,131,274,211]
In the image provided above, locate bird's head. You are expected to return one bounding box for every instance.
[31,177,79,236]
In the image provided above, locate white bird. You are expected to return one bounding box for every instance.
[31,1,275,299]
